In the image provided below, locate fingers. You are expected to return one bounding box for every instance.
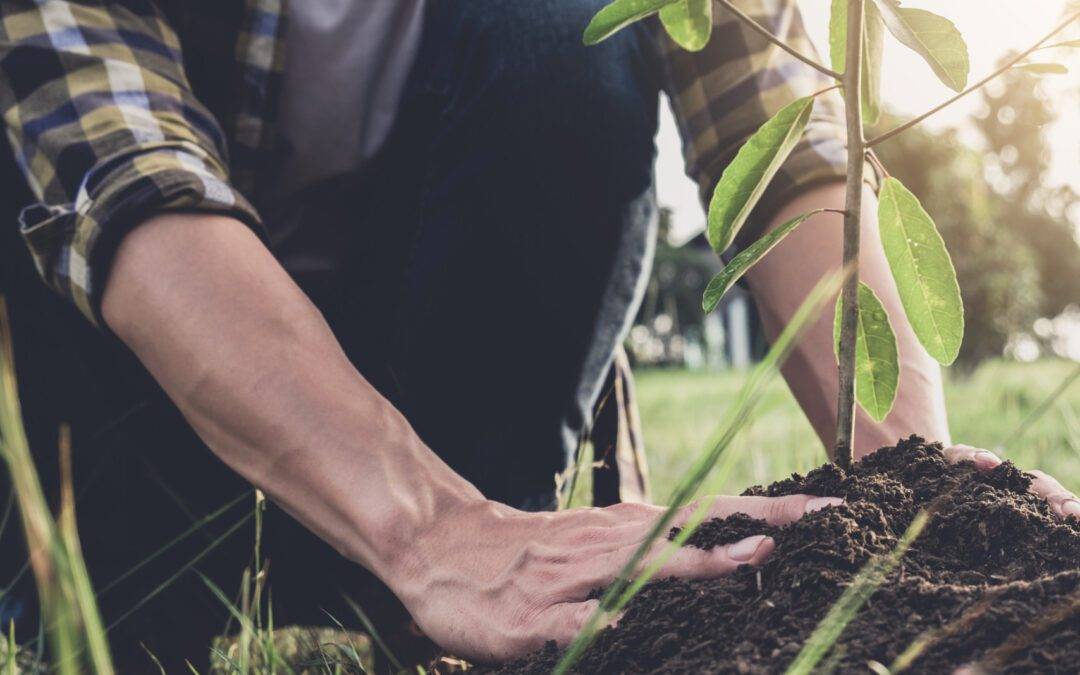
[536,535,775,651]
[944,444,1002,471]
[1028,469,1080,520]
[651,534,775,578]
[944,446,1079,520]
[677,493,844,527]
[568,532,776,595]
[541,534,778,645]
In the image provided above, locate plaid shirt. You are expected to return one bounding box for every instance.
[1,0,846,327]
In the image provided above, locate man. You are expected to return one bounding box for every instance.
[0,0,1075,669]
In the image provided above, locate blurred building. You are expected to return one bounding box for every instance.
[628,229,765,370]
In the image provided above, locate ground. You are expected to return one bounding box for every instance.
[636,358,1080,502]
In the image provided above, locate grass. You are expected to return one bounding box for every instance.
[553,271,845,674]
[637,358,1080,501]
[4,272,1076,674]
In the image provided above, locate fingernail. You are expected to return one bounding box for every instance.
[1063,499,1080,519]
[973,450,1002,468]
[728,534,768,562]
[805,497,844,514]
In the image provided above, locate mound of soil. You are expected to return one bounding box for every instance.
[490,437,1080,674]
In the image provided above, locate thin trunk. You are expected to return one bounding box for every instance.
[834,0,865,469]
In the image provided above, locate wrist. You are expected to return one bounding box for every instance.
[336,413,489,582]
[377,493,505,604]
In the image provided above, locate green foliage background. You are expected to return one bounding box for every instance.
[872,63,1080,365]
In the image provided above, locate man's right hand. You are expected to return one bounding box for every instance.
[389,493,842,663]
[103,213,840,664]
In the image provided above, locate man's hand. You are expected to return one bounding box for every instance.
[944,445,1080,520]
[389,494,842,663]
[102,214,846,663]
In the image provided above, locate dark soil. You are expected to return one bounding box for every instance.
[487,437,1080,674]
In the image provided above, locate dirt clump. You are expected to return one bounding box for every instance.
[485,436,1080,674]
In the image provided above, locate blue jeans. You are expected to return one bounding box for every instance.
[272,0,661,507]
[0,0,660,667]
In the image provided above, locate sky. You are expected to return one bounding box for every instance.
[656,0,1080,242]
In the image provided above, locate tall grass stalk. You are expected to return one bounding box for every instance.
[0,298,115,673]
[997,361,1080,453]
[886,592,1000,674]
[553,270,845,674]
[5,620,14,675]
[97,491,251,598]
[103,511,253,635]
[342,594,402,673]
[783,509,931,675]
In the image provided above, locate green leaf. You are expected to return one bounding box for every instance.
[833,282,900,422]
[872,0,969,92]
[583,0,678,45]
[703,210,820,313]
[659,0,712,51]
[828,0,846,73]
[707,96,815,253]
[1014,62,1069,75]
[829,0,885,125]
[877,177,964,365]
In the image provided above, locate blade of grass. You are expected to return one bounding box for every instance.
[996,362,1080,453]
[103,511,253,635]
[559,383,616,510]
[5,620,14,675]
[238,568,252,673]
[140,642,168,675]
[197,570,300,675]
[973,588,1080,672]
[554,269,846,674]
[888,592,1000,673]
[0,300,77,675]
[56,425,115,674]
[321,610,370,675]
[97,491,250,597]
[1057,400,1080,462]
[0,488,12,544]
[610,496,715,610]
[0,298,113,674]
[342,594,403,673]
[783,509,932,675]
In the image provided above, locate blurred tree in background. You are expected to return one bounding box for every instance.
[873,64,1079,366]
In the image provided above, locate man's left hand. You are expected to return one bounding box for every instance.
[944,445,1080,520]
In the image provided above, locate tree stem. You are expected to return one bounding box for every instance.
[834,0,866,470]
[713,0,841,80]
[867,10,1080,148]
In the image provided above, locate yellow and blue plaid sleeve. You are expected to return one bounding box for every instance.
[651,0,868,249]
[0,0,265,325]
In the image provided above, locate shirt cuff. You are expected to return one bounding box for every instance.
[18,145,267,327]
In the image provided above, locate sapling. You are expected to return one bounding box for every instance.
[545,3,1079,671]
[583,0,1078,469]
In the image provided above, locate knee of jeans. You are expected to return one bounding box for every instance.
[458,0,658,150]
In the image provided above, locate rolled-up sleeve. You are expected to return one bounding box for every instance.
[1,0,265,325]
[651,0,875,249]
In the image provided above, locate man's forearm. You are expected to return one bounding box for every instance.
[102,213,484,579]
[98,213,864,661]
[745,181,952,457]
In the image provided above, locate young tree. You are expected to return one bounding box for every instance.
[583,0,1078,468]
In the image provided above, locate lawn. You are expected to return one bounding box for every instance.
[636,359,1080,503]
